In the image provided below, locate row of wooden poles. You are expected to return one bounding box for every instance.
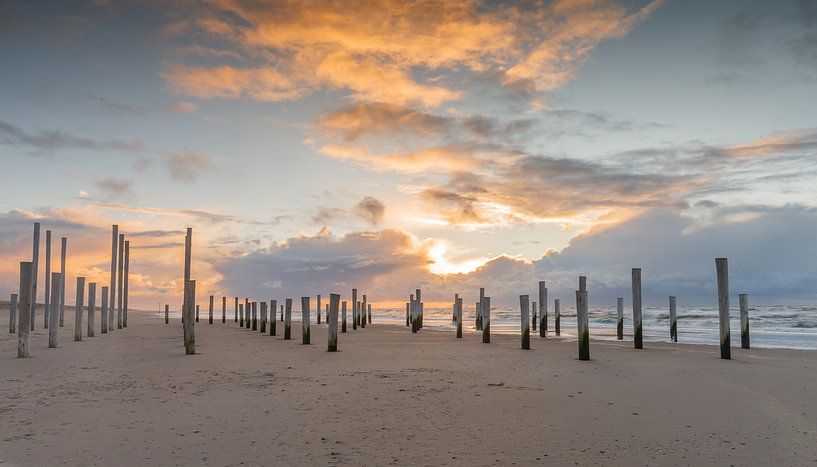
[174,228,374,355]
[411,259,750,361]
[11,224,132,357]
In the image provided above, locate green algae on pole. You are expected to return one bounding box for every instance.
[87,282,96,337]
[74,277,85,342]
[301,296,311,344]
[342,301,347,333]
[184,280,196,355]
[739,293,750,349]
[284,299,292,339]
[554,299,561,336]
[9,293,17,334]
[669,296,678,343]
[328,293,339,352]
[59,236,67,328]
[616,297,623,340]
[109,225,118,332]
[538,281,547,338]
[17,262,32,357]
[576,290,590,361]
[44,230,51,329]
[209,295,214,325]
[631,268,643,349]
[715,258,731,359]
[270,300,277,336]
[49,273,60,348]
[520,295,530,350]
[482,297,491,343]
[101,286,109,334]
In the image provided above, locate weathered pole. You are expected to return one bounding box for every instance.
[184,280,196,355]
[632,268,643,349]
[453,293,458,322]
[317,294,322,325]
[477,287,485,330]
[280,304,284,322]
[739,293,750,349]
[245,298,251,329]
[59,236,67,327]
[520,295,530,350]
[260,301,267,333]
[222,296,226,324]
[44,230,51,329]
[482,297,491,343]
[352,288,358,327]
[669,296,678,343]
[182,228,191,343]
[269,300,277,336]
[164,304,169,324]
[109,225,118,332]
[123,240,130,327]
[538,281,547,337]
[284,299,292,340]
[252,301,258,331]
[341,301,347,333]
[18,262,32,357]
[117,233,124,329]
[87,282,96,337]
[209,295,214,325]
[196,305,199,323]
[301,297,311,344]
[576,289,590,360]
[239,304,244,327]
[74,277,85,342]
[49,273,60,348]
[532,301,537,332]
[405,300,410,327]
[579,276,586,292]
[9,293,18,334]
[456,297,463,338]
[368,303,372,324]
[554,299,561,336]
[361,294,367,328]
[413,289,421,333]
[30,222,40,331]
[616,297,624,340]
[716,258,731,359]
[101,286,109,334]
[328,293,339,352]
[234,296,238,322]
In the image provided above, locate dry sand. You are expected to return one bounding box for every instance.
[1,305,816,466]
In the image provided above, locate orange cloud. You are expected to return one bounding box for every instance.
[724,129,817,157]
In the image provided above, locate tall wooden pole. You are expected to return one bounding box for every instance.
[368,303,372,324]
[30,223,40,331]
[301,297,310,344]
[482,297,491,343]
[109,225,118,332]
[284,299,292,340]
[631,268,643,349]
[252,301,258,331]
[405,301,410,327]
[260,301,267,333]
[209,295,214,325]
[222,296,226,324]
[739,293,750,349]
[74,277,85,342]
[44,230,51,329]
[59,236,67,327]
[9,293,17,334]
[352,288,358,328]
[101,286,109,334]
[184,280,196,355]
[234,296,238,322]
[554,298,561,336]
[18,262,32,357]
[49,273,60,348]
[328,293,339,352]
[317,294,322,325]
[669,296,677,343]
[341,301,347,333]
[532,301,537,332]
[239,304,244,327]
[520,295,530,350]
[270,300,277,336]
[245,298,251,329]
[538,281,547,337]
[456,297,462,338]
[117,233,124,329]
[87,282,96,337]
[183,228,192,345]
[478,287,485,331]
[616,297,624,340]
[576,290,590,360]
[716,258,731,359]
[453,293,458,322]
[196,305,199,323]
[123,241,130,327]
[361,294,367,328]
[165,304,169,324]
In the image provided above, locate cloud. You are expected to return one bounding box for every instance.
[0,119,144,156]
[353,196,385,225]
[723,128,817,156]
[163,151,213,183]
[94,177,134,201]
[170,102,198,112]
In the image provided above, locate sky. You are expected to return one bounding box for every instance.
[2,0,817,309]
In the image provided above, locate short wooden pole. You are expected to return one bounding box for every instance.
[109,225,118,332]
[341,301,347,333]
[325,304,329,325]
[328,293,339,352]
[538,281,547,337]
[270,300,277,336]
[352,289,358,327]
[49,273,60,348]
[123,241,129,328]
[59,236,67,327]
[632,268,643,349]
[669,296,677,343]
[453,293,458,322]
[222,296,226,324]
[284,299,292,339]
[455,297,462,338]
[9,293,17,334]
[616,297,623,340]
[209,295,214,324]
[520,295,530,350]
[245,298,251,329]
[478,287,485,330]
[260,301,267,333]
[164,304,169,324]
[361,294,367,328]
[184,280,196,355]
[301,296,310,344]
[117,233,124,329]
[101,286,109,333]
[554,299,561,335]
[482,297,491,343]
[18,262,32,357]
[252,301,258,331]
[239,303,244,327]
[739,293,749,349]
[532,301,537,332]
[196,304,199,323]
[234,296,238,322]
[30,223,40,331]
[280,304,284,322]
[74,277,85,342]
[317,294,322,325]
[44,230,51,329]
[368,303,371,324]
[87,282,96,337]
[576,290,590,360]
[715,258,730,359]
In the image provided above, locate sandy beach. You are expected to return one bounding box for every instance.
[1,306,816,466]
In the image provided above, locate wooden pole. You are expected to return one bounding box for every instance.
[739,293,749,349]
[538,281,547,337]
[44,230,51,329]
[482,297,491,343]
[245,298,251,329]
[123,241,129,328]
[87,282,96,337]
[328,293,339,352]
[270,300,277,336]
[368,303,372,324]
[260,301,267,333]
[341,301,347,333]
[317,294,322,325]
[669,296,678,343]
[301,296,311,344]
[101,286,109,334]
[716,258,731,359]
[520,295,530,350]
[184,280,196,355]
[252,301,258,331]
[182,228,191,343]
[109,225,118,332]
[579,276,586,292]
[59,236,67,327]
[284,299,292,340]
[280,304,283,322]
[239,302,244,327]
[74,277,85,342]
[222,296,226,324]
[405,301,410,327]
[410,296,417,334]
[555,299,561,336]
[31,222,40,331]
[631,268,643,349]
[234,296,238,322]
[49,273,60,348]
[453,293,458,322]
[209,295,214,325]
[196,304,199,323]
[361,294,367,328]
[165,304,169,324]
[576,290,590,360]
[352,288,358,327]
[117,233,124,329]
[9,293,17,334]
[478,287,485,330]
[456,297,463,338]
[18,262,32,357]
[532,301,537,332]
